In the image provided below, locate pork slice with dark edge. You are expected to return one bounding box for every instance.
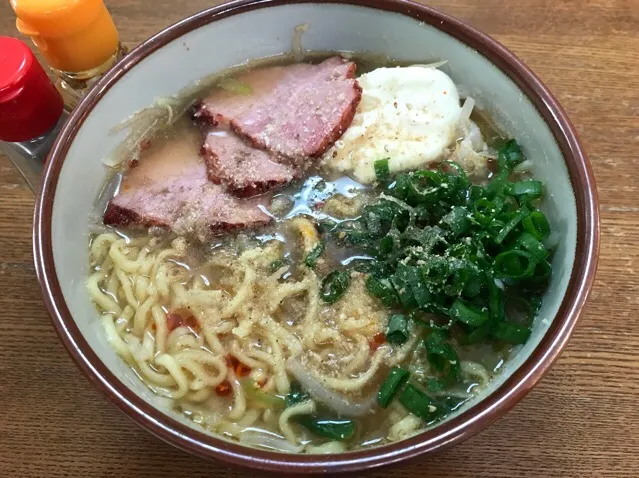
[103,126,272,234]
[193,56,362,163]
[201,130,298,197]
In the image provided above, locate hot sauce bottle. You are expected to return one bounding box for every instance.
[0,36,68,192]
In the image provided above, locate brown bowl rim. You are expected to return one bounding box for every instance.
[33,0,600,473]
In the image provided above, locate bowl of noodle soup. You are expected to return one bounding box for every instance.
[34,0,599,473]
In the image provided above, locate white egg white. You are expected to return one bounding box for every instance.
[323,66,463,183]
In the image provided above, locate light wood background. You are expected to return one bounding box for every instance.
[1,1,637,476]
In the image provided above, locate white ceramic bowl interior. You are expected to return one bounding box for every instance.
[50,2,576,442]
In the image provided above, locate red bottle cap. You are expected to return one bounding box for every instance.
[0,36,64,142]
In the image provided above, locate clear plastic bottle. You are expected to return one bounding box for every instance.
[0,37,69,192]
[9,0,126,108]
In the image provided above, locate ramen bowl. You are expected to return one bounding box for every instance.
[33,0,599,473]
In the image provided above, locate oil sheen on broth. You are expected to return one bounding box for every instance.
[88,53,552,454]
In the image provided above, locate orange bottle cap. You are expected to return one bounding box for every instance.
[10,0,120,73]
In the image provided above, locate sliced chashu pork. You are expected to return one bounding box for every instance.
[194,56,362,165]
[201,130,298,198]
[104,57,362,233]
[103,125,271,234]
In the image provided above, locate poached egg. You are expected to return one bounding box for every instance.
[323,66,462,183]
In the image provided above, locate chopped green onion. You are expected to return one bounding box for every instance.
[407,266,431,307]
[286,384,355,441]
[386,314,409,345]
[295,416,355,441]
[424,331,461,385]
[320,270,350,303]
[379,234,396,256]
[488,277,505,320]
[393,170,442,206]
[484,167,511,198]
[439,160,471,190]
[495,206,530,244]
[485,176,509,199]
[410,310,452,330]
[462,274,483,298]
[399,384,438,422]
[364,211,383,236]
[473,198,501,225]
[402,225,446,252]
[378,367,410,408]
[469,185,484,201]
[443,263,477,297]
[241,379,285,409]
[391,264,418,310]
[515,231,548,260]
[487,219,507,240]
[366,276,399,308]
[426,377,446,393]
[522,211,551,240]
[329,137,548,404]
[285,382,310,407]
[392,210,411,233]
[304,241,325,268]
[527,259,552,284]
[420,255,449,284]
[494,250,536,279]
[510,180,543,199]
[502,195,520,213]
[448,299,489,326]
[461,319,494,345]
[492,321,531,344]
[499,139,524,166]
[485,140,524,197]
[342,229,374,246]
[374,158,391,183]
[441,206,470,237]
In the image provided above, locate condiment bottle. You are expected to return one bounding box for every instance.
[9,0,126,108]
[0,37,68,192]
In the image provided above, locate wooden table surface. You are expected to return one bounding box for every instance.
[1,0,637,476]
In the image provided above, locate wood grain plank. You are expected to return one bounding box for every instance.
[0,0,637,477]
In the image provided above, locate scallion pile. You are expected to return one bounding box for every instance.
[330,139,553,422]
